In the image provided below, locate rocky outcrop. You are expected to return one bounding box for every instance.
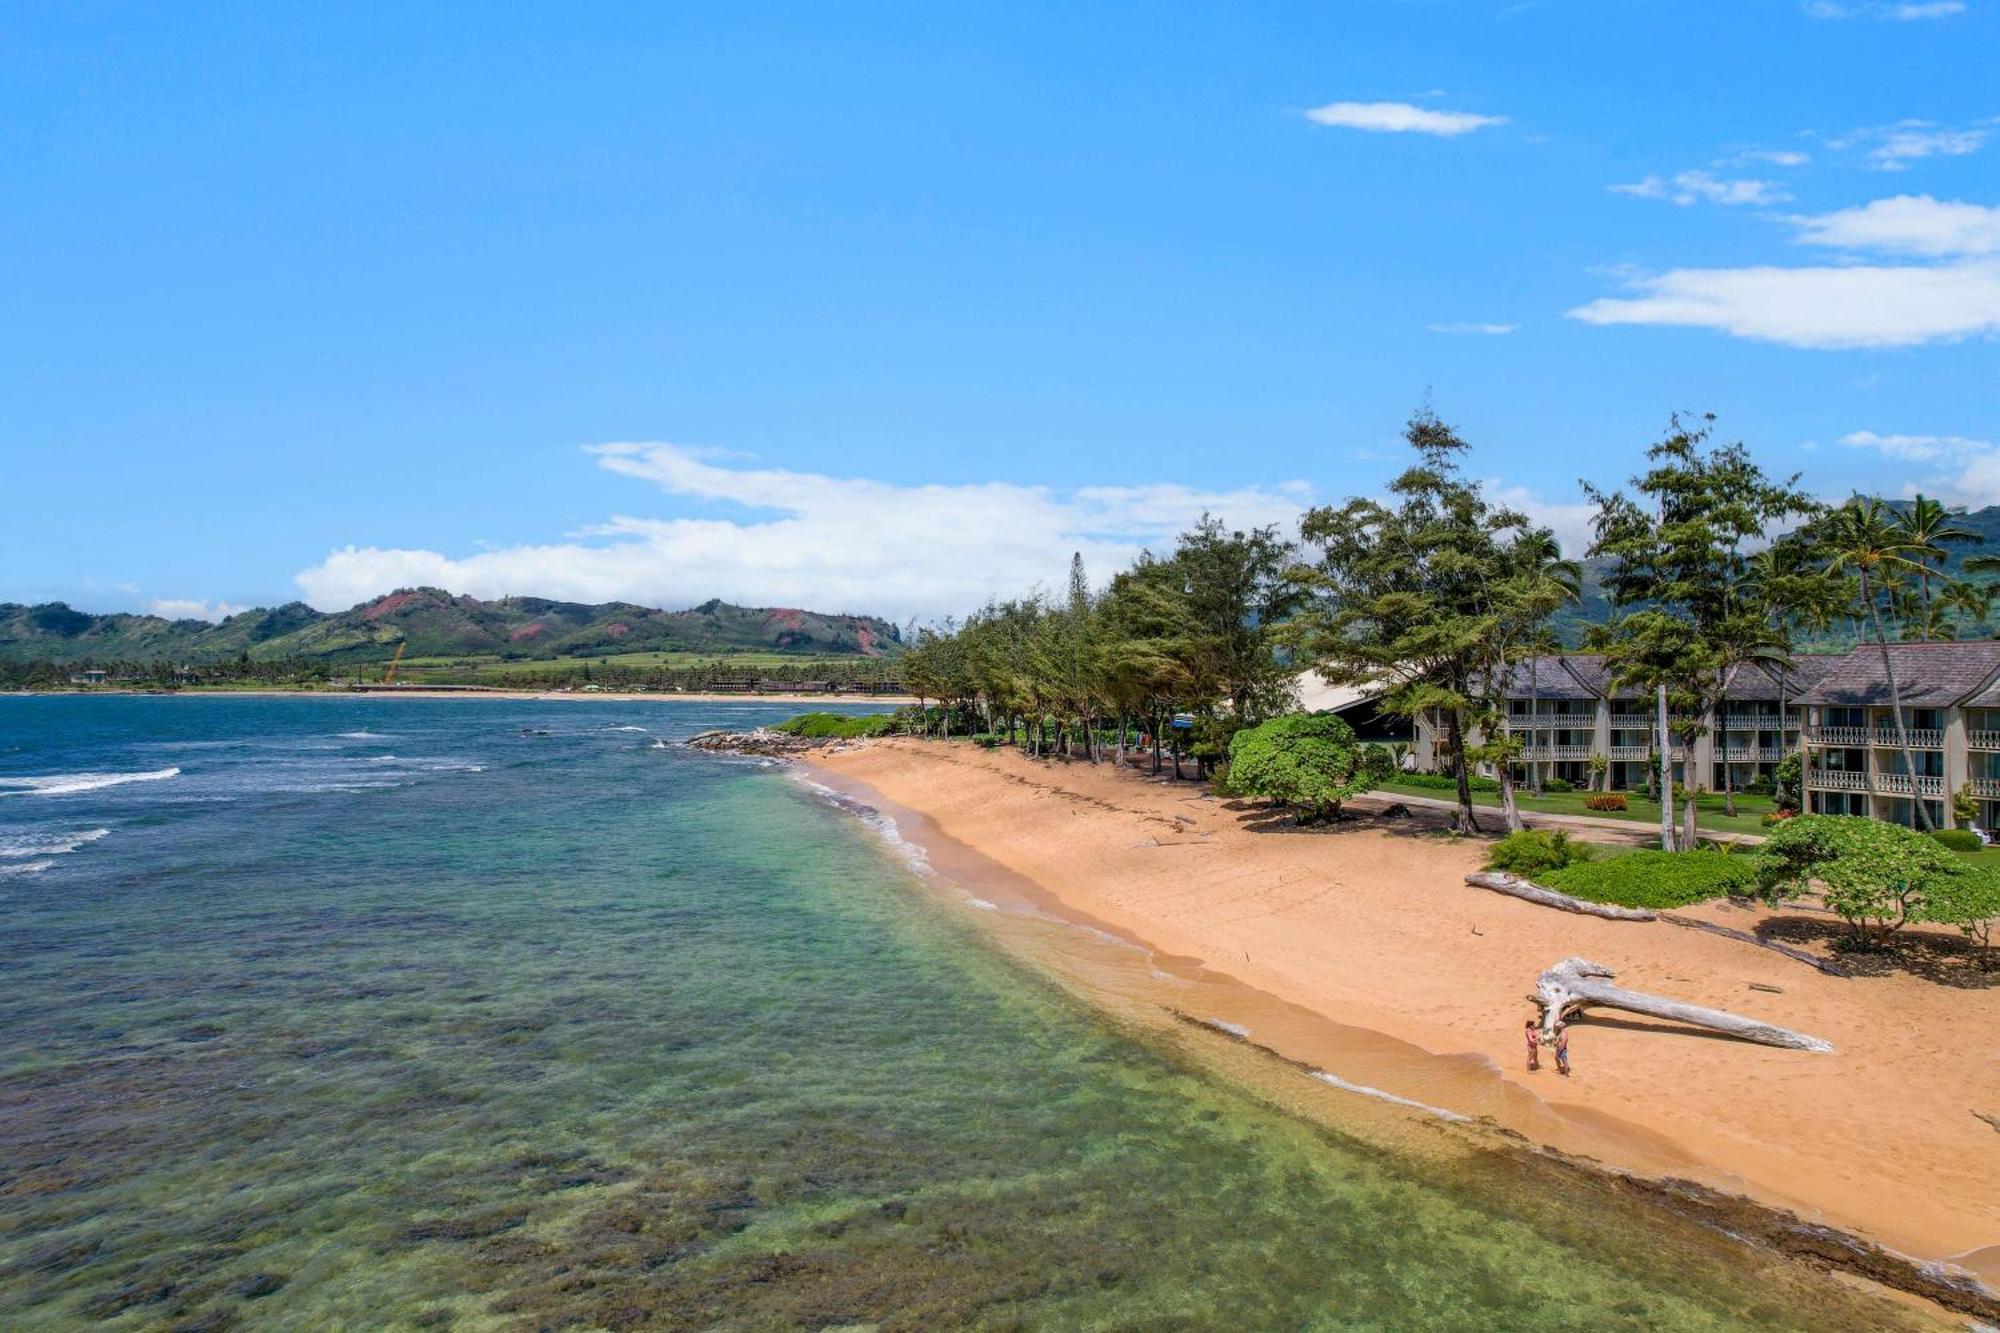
[683,729,873,759]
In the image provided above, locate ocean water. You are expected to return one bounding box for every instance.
[0,696,1933,1331]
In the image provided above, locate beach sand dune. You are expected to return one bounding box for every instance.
[809,738,2000,1278]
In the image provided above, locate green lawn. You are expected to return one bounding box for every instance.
[1371,780,1777,838]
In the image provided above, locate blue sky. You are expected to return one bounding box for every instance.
[3,2,1996,622]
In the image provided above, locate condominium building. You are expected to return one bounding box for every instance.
[1796,641,2000,831]
[1411,652,1834,796]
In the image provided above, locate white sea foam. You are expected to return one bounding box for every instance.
[0,827,110,857]
[792,775,932,876]
[0,768,180,798]
[334,731,394,740]
[1206,1019,1252,1039]
[606,725,649,732]
[1310,1070,1470,1123]
[966,897,999,911]
[0,859,56,877]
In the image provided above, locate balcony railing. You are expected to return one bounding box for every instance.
[1969,731,2000,752]
[1608,713,1654,729]
[1521,744,1594,761]
[1718,745,1790,762]
[1606,745,1650,760]
[1806,726,1944,749]
[1874,772,1946,798]
[1721,712,1793,730]
[1967,777,2000,799]
[1806,768,1870,792]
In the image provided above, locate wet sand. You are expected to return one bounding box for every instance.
[802,738,2000,1284]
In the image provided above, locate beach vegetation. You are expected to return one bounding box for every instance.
[1484,829,1594,878]
[1543,849,1758,909]
[1756,814,1969,947]
[1583,415,1819,848]
[1929,828,1982,853]
[1289,408,1578,836]
[776,712,900,740]
[1222,712,1383,823]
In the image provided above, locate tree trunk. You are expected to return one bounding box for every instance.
[1464,873,1655,921]
[1496,742,1524,833]
[1151,715,1162,774]
[1718,677,1737,817]
[1865,568,1936,832]
[1527,659,1544,797]
[1533,958,1834,1052]
[1681,736,1699,849]
[1444,708,1481,834]
[1656,683,1677,852]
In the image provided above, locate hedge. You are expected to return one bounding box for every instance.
[775,712,898,739]
[1930,828,1983,853]
[1541,851,1759,910]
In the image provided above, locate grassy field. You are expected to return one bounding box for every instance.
[1372,780,1778,838]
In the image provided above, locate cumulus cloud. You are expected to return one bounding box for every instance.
[1567,259,2000,348]
[150,598,250,623]
[1789,195,2000,256]
[1428,321,1518,335]
[1303,101,1506,136]
[293,446,1315,621]
[1610,170,1789,207]
[1841,430,2000,505]
[1737,148,1812,167]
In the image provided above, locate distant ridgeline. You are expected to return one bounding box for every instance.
[0,588,903,671]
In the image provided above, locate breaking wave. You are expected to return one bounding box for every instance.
[0,768,181,798]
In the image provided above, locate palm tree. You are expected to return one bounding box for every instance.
[1817,498,1946,832]
[1892,495,1980,641]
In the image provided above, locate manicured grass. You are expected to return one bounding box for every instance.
[1371,780,1777,838]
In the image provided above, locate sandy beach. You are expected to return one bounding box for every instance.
[804,737,2000,1283]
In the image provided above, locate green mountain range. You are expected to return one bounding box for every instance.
[0,588,902,665]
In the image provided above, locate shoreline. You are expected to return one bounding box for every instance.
[794,737,2000,1311]
[4,688,913,706]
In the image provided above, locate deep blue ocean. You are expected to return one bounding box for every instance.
[0,696,1929,1330]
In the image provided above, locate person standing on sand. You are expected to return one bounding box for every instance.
[1553,1020,1570,1077]
[1524,1017,1540,1072]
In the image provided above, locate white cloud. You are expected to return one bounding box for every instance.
[1567,259,2000,347]
[1485,483,1596,557]
[1738,149,1812,167]
[1428,321,1518,335]
[293,446,1315,621]
[1790,195,2000,256]
[1838,429,1995,460]
[1303,101,1506,137]
[1840,430,2000,505]
[150,598,250,623]
[1610,170,1789,207]
[1832,119,1988,170]
[1805,0,1967,16]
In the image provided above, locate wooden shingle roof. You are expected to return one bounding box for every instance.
[1799,642,2000,708]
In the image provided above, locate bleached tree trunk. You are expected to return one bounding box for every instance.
[1657,683,1677,852]
[1534,958,1834,1052]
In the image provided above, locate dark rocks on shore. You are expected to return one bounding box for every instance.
[683,729,870,759]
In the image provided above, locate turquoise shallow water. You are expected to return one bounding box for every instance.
[0,697,1933,1330]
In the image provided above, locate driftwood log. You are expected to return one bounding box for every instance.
[1656,912,1853,978]
[1534,957,1835,1053]
[1464,872,1657,921]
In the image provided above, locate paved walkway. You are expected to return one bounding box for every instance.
[1354,788,1767,846]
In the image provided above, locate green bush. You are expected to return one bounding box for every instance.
[1392,771,1500,794]
[970,732,1002,749]
[775,711,897,739]
[1225,713,1377,822]
[1743,777,1776,798]
[1541,777,1574,794]
[1930,828,1983,853]
[1543,850,1758,910]
[1485,829,1593,878]
[1757,814,1968,947]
